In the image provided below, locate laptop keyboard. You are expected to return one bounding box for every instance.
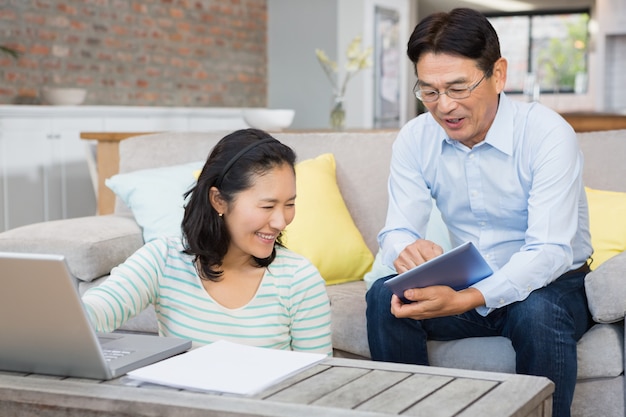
[102,348,132,362]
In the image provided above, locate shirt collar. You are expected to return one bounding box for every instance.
[438,92,514,156]
[483,93,514,156]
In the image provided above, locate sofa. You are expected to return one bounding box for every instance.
[0,129,624,417]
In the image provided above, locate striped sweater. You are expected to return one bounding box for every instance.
[82,237,332,355]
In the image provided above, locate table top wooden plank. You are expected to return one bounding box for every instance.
[355,373,453,414]
[404,378,498,417]
[328,358,513,381]
[457,374,554,417]
[266,366,369,404]
[310,369,410,409]
[0,357,553,417]
[253,364,332,399]
[0,373,392,417]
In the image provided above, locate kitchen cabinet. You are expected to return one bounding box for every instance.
[0,105,247,232]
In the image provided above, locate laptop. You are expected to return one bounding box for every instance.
[384,241,493,303]
[0,251,192,380]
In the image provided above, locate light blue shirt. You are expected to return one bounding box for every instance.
[379,93,592,315]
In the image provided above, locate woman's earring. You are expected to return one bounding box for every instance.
[218,213,223,217]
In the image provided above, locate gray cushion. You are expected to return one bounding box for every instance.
[328,282,624,381]
[0,215,143,281]
[585,251,626,323]
[428,337,516,374]
[572,376,625,417]
[577,323,625,380]
[327,281,371,358]
[427,323,625,380]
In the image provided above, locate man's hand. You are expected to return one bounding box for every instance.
[393,239,444,274]
[390,286,485,320]
[391,239,486,319]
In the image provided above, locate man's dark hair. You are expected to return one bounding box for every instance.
[407,8,501,77]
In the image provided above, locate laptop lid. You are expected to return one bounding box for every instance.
[0,252,191,380]
[384,242,493,303]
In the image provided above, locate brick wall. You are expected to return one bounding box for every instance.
[0,0,267,107]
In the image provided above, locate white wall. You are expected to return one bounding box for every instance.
[268,0,413,130]
[594,0,626,112]
[358,0,412,129]
[267,0,338,130]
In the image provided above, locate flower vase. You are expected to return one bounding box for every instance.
[330,95,345,130]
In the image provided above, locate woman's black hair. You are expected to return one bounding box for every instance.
[182,128,296,281]
[407,8,501,77]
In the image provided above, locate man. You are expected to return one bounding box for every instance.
[365,8,593,417]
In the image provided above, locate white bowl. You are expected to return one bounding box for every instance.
[242,108,295,131]
[41,87,87,105]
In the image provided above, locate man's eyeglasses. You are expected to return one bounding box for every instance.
[413,74,487,103]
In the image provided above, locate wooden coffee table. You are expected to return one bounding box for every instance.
[0,357,553,417]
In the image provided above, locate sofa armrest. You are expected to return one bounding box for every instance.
[0,215,143,282]
[585,251,626,323]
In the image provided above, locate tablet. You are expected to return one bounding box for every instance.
[383,241,493,303]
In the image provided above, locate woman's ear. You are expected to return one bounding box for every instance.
[209,186,227,216]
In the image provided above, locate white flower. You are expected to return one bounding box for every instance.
[315,35,372,97]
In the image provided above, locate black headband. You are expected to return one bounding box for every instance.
[215,138,276,188]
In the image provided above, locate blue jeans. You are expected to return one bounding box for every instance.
[366,268,592,417]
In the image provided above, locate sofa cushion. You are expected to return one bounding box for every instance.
[427,322,624,380]
[326,280,370,358]
[585,250,626,323]
[585,187,626,269]
[0,215,143,282]
[106,161,204,243]
[576,323,624,380]
[428,337,516,374]
[283,153,374,285]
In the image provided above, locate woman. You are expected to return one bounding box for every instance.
[82,129,332,355]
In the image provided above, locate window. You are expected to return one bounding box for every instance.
[487,9,590,94]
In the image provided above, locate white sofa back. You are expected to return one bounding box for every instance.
[116,128,626,254]
[577,129,626,193]
[117,131,398,254]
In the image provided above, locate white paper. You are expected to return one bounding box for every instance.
[127,340,327,396]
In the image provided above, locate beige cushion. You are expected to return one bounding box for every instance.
[327,281,371,358]
[585,250,626,323]
[576,323,625,380]
[0,215,143,281]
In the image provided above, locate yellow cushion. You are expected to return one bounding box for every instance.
[283,153,374,285]
[585,187,626,269]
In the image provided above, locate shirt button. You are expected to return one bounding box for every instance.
[469,154,475,159]
[499,298,505,304]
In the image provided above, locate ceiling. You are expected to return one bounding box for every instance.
[418,0,594,16]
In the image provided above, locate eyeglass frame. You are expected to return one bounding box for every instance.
[413,74,487,103]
